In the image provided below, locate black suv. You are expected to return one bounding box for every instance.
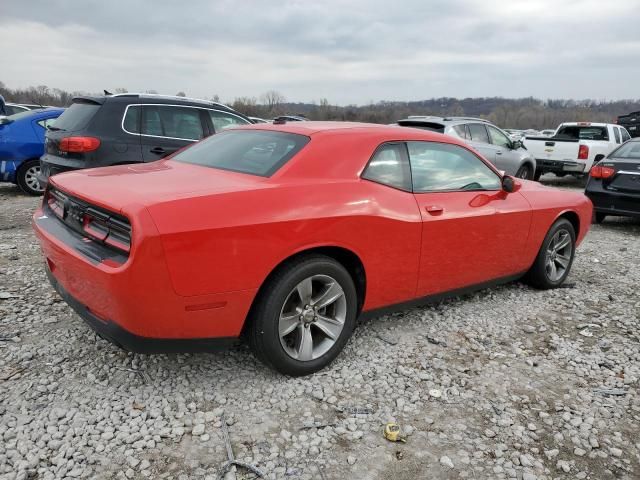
[40,93,251,183]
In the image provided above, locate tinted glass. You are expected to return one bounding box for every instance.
[468,123,489,143]
[362,143,411,191]
[209,110,250,132]
[5,105,29,116]
[123,105,141,133]
[452,124,469,139]
[555,126,609,141]
[487,125,511,148]
[54,103,100,131]
[408,142,501,192]
[397,121,444,133]
[142,105,203,140]
[36,118,57,129]
[621,129,631,142]
[173,130,309,177]
[610,141,640,159]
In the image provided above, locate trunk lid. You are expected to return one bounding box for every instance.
[599,159,640,193]
[49,160,268,213]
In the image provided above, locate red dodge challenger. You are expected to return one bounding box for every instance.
[33,122,592,375]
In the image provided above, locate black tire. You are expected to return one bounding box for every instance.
[593,212,607,224]
[524,218,576,290]
[16,159,45,196]
[515,164,533,180]
[247,254,358,376]
[533,169,543,181]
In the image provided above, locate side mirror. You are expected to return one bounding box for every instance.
[502,175,516,193]
[0,117,13,126]
[511,140,522,150]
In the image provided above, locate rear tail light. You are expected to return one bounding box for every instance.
[578,144,589,160]
[590,165,615,179]
[59,136,100,153]
[82,210,131,253]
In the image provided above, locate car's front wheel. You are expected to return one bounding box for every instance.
[17,159,45,196]
[247,255,358,376]
[515,164,533,180]
[525,218,576,289]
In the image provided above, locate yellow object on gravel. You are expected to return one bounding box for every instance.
[383,423,406,443]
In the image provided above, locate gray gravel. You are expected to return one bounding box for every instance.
[1,176,639,479]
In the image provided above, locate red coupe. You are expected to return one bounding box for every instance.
[33,122,592,375]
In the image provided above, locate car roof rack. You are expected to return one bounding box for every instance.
[110,92,232,110]
[441,116,491,123]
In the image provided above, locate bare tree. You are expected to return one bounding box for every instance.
[261,90,286,114]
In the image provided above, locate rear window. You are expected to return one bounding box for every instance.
[54,103,100,131]
[397,121,444,133]
[555,126,609,141]
[172,130,310,177]
[610,141,640,159]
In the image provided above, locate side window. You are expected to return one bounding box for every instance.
[621,128,631,142]
[142,105,204,140]
[209,110,250,132]
[452,124,469,140]
[487,125,512,148]
[36,118,57,129]
[613,127,621,144]
[123,105,141,133]
[407,141,501,193]
[468,123,490,144]
[362,143,411,191]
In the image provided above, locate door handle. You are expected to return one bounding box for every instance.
[496,151,503,155]
[425,205,444,215]
[150,147,166,155]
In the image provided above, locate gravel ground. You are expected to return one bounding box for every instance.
[0,176,639,480]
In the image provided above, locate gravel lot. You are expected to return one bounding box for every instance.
[1,177,639,480]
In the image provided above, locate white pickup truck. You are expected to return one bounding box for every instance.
[524,122,632,180]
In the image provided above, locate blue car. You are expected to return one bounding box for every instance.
[0,108,64,195]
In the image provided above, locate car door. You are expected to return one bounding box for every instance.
[140,105,205,162]
[486,125,517,173]
[466,123,499,165]
[407,141,532,297]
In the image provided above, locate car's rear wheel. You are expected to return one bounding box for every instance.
[247,255,358,376]
[593,212,607,224]
[17,159,45,196]
[515,164,533,180]
[525,218,576,289]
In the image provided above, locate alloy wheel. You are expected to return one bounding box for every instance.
[545,229,572,282]
[278,274,346,361]
[25,166,44,193]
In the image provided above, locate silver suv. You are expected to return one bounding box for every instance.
[396,116,536,180]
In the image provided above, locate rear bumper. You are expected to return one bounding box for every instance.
[536,159,586,174]
[46,268,236,353]
[585,188,640,218]
[33,204,256,350]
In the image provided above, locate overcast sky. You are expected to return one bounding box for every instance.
[2,0,639,105]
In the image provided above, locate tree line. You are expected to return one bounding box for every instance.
[2,81,638,130]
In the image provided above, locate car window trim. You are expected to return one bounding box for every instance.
[407,140,502,194]
[468,123,490,144]
[120,103,250,142]
[360,141,413,193]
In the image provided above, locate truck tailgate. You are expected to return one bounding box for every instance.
[524,137,580,161]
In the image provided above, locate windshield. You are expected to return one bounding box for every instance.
[610,141,640,159]
[53,103,100,131]
[172,130,310,177]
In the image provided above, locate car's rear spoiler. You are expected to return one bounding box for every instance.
[71,96,105,105]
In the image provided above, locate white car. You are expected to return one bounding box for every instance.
[524,122,632,180]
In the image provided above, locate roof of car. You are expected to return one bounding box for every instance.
[71,93,242,113]
[397,116,491,125]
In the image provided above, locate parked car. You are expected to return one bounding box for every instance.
[39,93,252,185]
[585,138,640,223]
[396,116,536,179]
[617,111,640,138]
[33,122,592,375]
[1,103,30,117]
[524,122,631,180]
[539,129,556,137]
[249,116,269,124]
[0,108,64,195]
